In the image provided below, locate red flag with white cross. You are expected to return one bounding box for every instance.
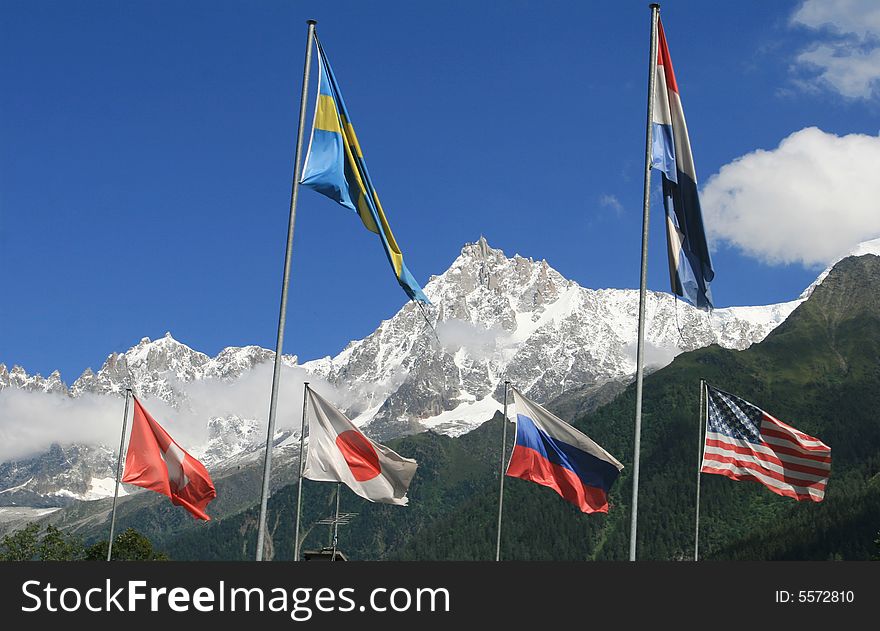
[122,397,216,520]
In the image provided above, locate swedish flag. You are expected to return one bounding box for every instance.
[300,37,429,304]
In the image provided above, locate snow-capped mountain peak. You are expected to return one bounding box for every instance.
[301,237,800,438]
[800,236,880,300]
[1,236,838,505]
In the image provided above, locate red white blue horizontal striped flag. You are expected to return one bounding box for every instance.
[507,388,623,513]
[701,385,831,502]
[651,18,715,310]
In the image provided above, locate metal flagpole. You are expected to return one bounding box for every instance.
[695,379,706,561]
[331,483,341,561]
[255,18,317,562]
[495,380,510,561]
[630,2,660,562]
[107,388,132,561]
[293,382,310,561]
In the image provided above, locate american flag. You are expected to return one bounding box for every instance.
[701,385,831,502]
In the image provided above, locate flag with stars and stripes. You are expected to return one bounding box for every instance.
[700,385,831,502]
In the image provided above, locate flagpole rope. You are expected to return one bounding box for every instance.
[672,292,686,345]
[495,381,510,561]
[106,388,131,562]
[695,379,705,561]
[332,483,341,561]
[293,382,310,562]
[705,306,714,343]
[416,300,442,346]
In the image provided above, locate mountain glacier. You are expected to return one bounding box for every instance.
[0,237,831,505]
[306,238,800,438]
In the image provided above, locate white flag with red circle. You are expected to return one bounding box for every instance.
[302,388,417,506]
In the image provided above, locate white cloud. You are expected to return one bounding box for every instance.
[796,44,880,99]
[599,194,624,216]
[623,340,681,371]
[169,362,319,438]
[701,127,880,267]
[436,318,512,359]
[0,363,336,463]
[0,390,121,463]
[791,0,880,99]
[792,0,880,39]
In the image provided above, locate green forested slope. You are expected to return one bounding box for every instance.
[117,255,880,560]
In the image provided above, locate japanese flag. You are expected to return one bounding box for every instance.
[302,388,417,506]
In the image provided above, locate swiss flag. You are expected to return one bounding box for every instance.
[122,397,216,520]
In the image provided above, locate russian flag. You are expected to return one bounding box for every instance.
[651,18,715,310]
[506,388,623,513]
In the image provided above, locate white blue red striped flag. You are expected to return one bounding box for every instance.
[507,388,623,513]
[701,385,831,502]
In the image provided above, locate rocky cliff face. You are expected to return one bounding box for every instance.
[0,237,809,503]
[303,238,799,439]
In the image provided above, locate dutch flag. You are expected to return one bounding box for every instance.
[652,18,715,310]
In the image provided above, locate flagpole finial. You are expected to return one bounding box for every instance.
[307,19,317,26]
[649,3,660,10]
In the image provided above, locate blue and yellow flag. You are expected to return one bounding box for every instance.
[300,37,429,304]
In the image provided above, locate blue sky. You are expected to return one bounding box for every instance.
[3,0,880,382]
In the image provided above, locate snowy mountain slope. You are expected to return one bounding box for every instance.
[301,238,801,438]
[799,236,880,300]
[67,336,288,404]
[0,443,121,507]
[4,236,868,504]
[0,338,299,506]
